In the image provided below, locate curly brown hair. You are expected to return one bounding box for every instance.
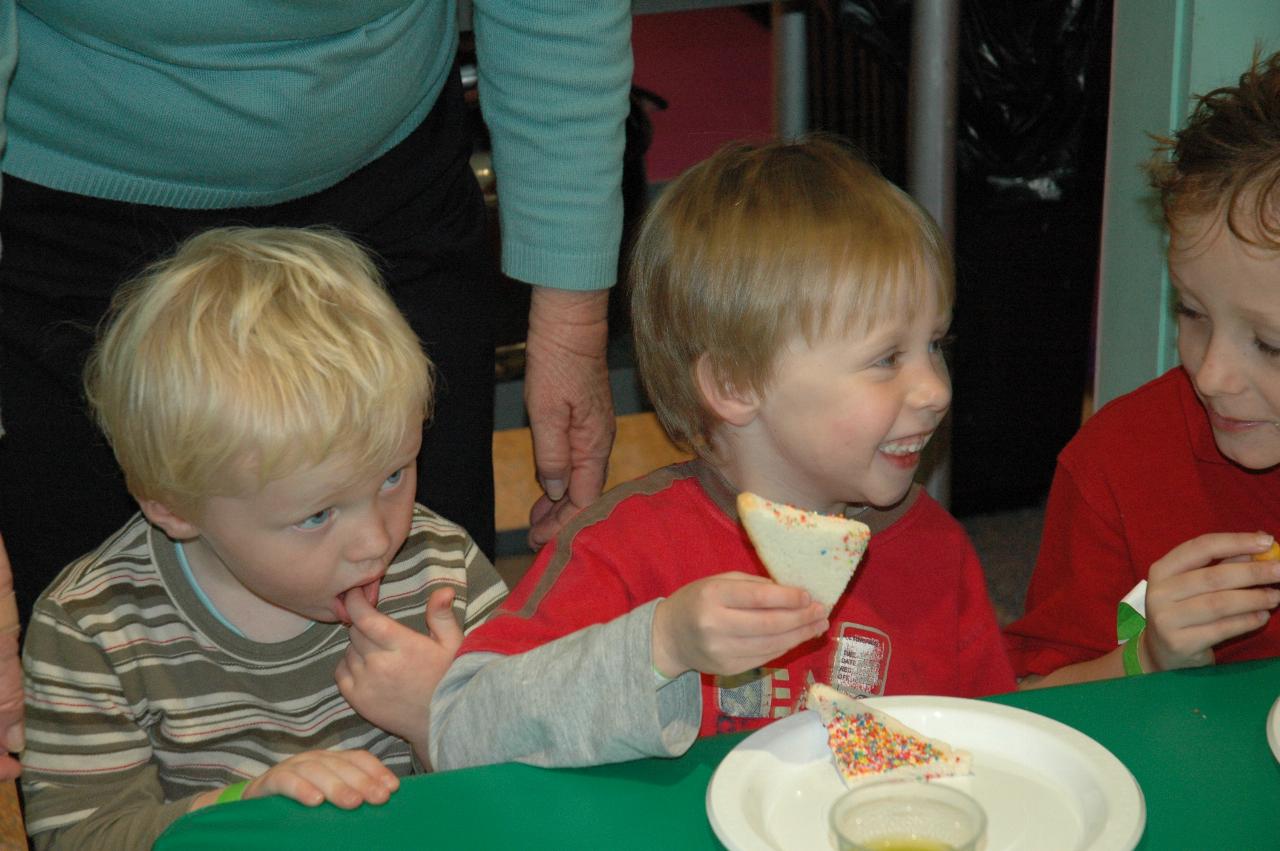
[1148,49,1280,247]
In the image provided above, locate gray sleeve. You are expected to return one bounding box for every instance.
[429,599,701,771]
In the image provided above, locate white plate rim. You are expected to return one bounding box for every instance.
[1267,695,1280,763]
[705,695,1146,851]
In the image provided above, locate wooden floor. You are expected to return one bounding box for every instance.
[493,411,690,536]
[0,781,23,849]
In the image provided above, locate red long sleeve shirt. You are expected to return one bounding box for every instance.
[464,460,1015,738]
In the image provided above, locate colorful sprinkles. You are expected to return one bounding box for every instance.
[825,707,948,782]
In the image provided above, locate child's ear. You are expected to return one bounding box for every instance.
[138,499,201,541]
[695,353,760,427]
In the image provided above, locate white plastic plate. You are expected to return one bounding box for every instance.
[706,696,1145,851]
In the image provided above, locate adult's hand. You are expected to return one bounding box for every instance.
[0,533,23,779]
[524,286,615,549]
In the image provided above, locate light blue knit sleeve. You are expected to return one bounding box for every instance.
[0,0,13,437]
[0,0,13,195]
[472,0,632,290]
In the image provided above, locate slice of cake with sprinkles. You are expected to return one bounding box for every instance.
[737,492,870,614]
[807,683,971,786]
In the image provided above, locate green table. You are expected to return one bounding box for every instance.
[155,658,1280,850]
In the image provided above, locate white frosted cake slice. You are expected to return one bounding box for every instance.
[808,683,972,786]
[737,492,870,613]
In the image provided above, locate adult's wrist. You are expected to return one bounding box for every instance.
[528,286,610,336]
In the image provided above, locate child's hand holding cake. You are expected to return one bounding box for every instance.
[651,571,829,679]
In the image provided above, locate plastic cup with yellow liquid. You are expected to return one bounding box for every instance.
[828,780,987,851]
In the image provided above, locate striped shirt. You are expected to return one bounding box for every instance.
[20,505,506,850]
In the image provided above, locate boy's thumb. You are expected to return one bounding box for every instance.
[425,587,461,647]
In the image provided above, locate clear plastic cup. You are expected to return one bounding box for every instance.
[828,780,987,851]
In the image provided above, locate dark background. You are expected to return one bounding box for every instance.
[805,0,1113,515]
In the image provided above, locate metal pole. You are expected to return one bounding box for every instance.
[772,0,809,139]
[908,0,960,507]
[908,0,959,242]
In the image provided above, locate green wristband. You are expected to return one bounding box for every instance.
[216,780,249,804]
[1121,630,1147,676]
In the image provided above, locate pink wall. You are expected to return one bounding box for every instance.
[632,9,774,182]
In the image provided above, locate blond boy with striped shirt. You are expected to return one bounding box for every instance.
[19,227,506,850]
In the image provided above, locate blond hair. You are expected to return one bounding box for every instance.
[630,136,953,454]
[85,226,433,510]
[1148,49,1280,247]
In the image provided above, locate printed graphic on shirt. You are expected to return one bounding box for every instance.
[716,667,774,718]
[713,622,891,732]
[829,622,891,697]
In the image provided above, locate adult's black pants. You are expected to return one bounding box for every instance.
[0,74,497,623]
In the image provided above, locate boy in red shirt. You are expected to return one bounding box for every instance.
[431,138,1015,770]
[1006,52,1280,686]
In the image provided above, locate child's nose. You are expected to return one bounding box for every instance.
[909,361,952,412]
[347,508,392,564]
[1193,333,1245,397]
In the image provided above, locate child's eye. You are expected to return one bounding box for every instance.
[874,352,901,369]
[930,334,956,357]
[1255,337,1280,358]
[295,508,333,531]
[381,468,405,490]
[1173,301,1203,321]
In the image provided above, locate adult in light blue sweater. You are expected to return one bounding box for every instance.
[0,0,631,623]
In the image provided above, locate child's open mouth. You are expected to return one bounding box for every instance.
[879,433,932,468]
[333,577,382,624]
